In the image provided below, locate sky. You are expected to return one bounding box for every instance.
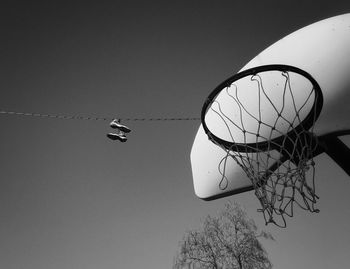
[1,1,350,269]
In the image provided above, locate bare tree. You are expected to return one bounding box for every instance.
[174,202,274,269]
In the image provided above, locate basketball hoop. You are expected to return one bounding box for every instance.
[202,65,324,227]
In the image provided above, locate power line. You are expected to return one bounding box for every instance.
[0,110,200,122]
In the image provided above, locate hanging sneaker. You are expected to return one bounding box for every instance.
[107,132,127,142]
[110,119,131,133]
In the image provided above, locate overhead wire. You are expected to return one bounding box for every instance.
[0,110,200,122]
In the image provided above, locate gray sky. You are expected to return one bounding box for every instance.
[1,1,350,268]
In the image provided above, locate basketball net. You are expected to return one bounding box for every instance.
[205,68,321,227]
